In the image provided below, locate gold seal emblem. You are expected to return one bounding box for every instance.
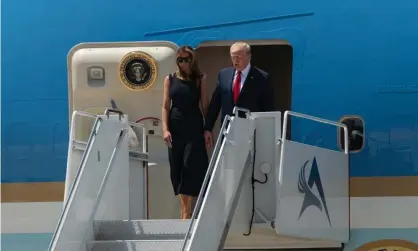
[119,51,157,91]
[356,239,418,251]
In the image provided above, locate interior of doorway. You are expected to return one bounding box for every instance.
[195,40,293,145]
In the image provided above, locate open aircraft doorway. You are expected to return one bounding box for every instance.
[195,40,293,146]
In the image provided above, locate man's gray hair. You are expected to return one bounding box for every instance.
[230,42,251,53]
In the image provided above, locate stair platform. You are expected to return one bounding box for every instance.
[86,240,184,251]
[94,219,192,240]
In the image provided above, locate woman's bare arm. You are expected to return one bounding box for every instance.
[162,76,171,132]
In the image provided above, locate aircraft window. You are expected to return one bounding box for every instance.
[338,116,365,153]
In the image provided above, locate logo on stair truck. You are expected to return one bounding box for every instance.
[297,157,332,227]
[119,51,157,91]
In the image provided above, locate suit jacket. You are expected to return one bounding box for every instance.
[204,65,275,132]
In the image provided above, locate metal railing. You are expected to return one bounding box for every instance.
[181,106,252,251]
[71,110,147,154]
[278,110,349,184]
[181,115,231,251]
[48,116,102,251]
[49,109,147,251]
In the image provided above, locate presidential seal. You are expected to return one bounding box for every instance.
[356,239,418,251]
[119,51,157,91]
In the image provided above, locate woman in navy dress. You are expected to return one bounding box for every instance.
[161,46,209,219]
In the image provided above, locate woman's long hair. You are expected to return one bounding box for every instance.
[176,46,202,84]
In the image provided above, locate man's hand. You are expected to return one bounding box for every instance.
[204,131,213,149]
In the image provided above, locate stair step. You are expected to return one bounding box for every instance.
[94,219,193,240]
[86,240,184,251]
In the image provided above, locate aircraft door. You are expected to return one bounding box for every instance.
[275,111,349,243]
[68,41,180,219]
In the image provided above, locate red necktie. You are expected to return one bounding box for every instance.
[233,71,241,104]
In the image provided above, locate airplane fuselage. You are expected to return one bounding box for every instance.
[2,0,418,250]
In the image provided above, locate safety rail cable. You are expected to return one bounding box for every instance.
[48,116,102,251]
[181,115,231,250]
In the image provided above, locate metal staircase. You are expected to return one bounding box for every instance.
[49,108,350,251]
[49,108,255,251]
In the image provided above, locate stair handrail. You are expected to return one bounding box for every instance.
[48,116,102,250]
[64,111,147,204]
[74,127,128,250]
[49,112,129,251]
[76,111,129,250]
[181,115,231,250]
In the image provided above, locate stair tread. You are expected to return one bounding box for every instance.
[86,240,185,251]
[94,219,193,241]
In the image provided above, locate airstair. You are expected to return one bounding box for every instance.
[48,108,350,251]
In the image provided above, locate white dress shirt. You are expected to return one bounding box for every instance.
[233,63,251,91]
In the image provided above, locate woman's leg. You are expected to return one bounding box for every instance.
[179,134,208,219]
[179,194,197,219]
[179,194,191,219]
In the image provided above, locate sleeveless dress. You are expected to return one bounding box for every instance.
[168,73,209,197]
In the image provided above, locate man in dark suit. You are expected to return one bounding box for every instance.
[204,42,275,148]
